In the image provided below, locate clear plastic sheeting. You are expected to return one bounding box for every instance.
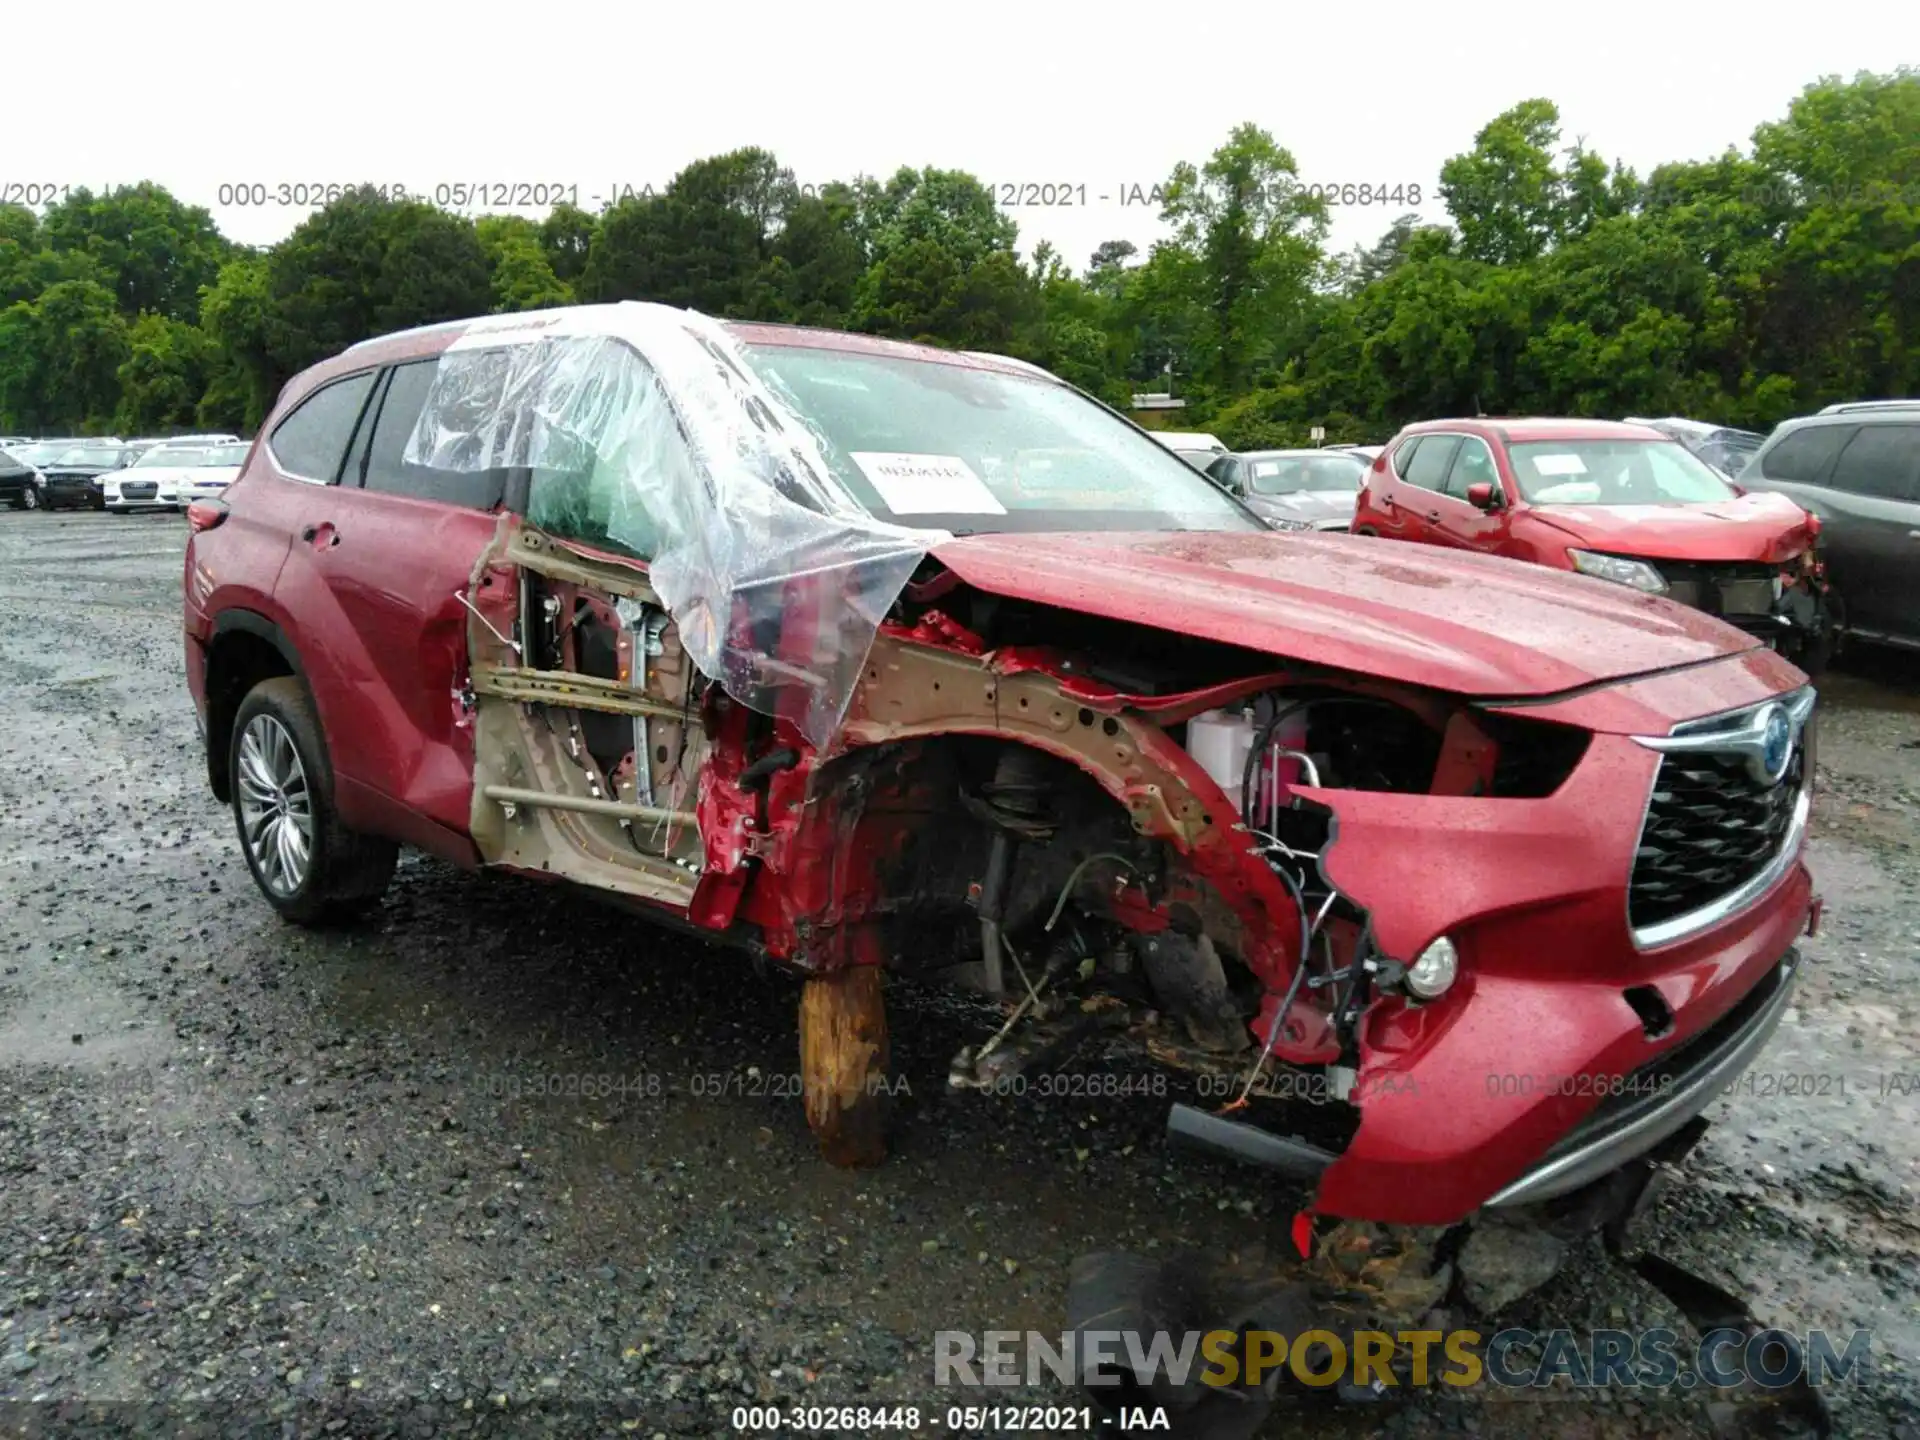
[403,303,945,747]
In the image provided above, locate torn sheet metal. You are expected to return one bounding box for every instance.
[403,302,944,747]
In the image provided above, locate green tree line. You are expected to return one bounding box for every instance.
[1,70,1913,446]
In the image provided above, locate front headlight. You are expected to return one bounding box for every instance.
[1267,517,1313,532]
[1568,549,1669,594]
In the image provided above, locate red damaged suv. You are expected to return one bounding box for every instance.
[183,305,1818,1255]
[1352,417,1836,673]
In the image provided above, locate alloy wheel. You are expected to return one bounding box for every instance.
[237,714,314,896]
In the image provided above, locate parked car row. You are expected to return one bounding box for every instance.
[0,434,245,512]
[1169,397,1917,670]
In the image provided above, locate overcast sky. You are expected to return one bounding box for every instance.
[14,0,1915,269]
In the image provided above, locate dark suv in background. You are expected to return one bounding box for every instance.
[1739,408,1920,652]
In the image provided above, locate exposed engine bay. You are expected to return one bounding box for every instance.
[462,529,1620,1220]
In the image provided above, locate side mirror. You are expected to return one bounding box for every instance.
[1466,482,1502,511]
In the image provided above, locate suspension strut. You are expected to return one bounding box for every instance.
[976,749,1056,997]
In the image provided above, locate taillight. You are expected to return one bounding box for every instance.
[185,500,227,532]
[1803,510,1822,536]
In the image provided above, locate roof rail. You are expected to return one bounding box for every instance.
[1816,399,1920,415]
[344,316,476,353]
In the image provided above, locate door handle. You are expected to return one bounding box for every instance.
[1427,510,1442,523]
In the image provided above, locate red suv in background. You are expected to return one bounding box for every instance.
[1352,418,1836,672]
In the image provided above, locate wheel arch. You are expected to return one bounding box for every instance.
[203,610,314,803]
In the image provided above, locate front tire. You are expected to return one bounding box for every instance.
[229,677,397,925]
[22,487,39,511]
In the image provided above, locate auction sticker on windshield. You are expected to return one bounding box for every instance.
[1530,454,1588,476]
[851,452,1008,515]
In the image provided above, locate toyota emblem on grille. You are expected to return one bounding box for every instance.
[1754,703,1793,786]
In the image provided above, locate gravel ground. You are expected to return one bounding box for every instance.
[1,510,1915,1439]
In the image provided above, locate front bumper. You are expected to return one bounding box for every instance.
[1241,684,1816,1226]
[1662,565,1832,654]
[43,476,104,508]
[1485,946,1800,1206]
[106,488,175,510]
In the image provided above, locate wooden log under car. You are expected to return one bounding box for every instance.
[799,964,890,1168]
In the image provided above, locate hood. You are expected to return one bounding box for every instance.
[1526,491,1815,564]
[44,463,117,478]
[930,530,1763,698]
[1244,491,1358,526]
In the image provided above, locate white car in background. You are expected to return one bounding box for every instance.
[172,441,251,505]
[1148,430,1229,472]
[104,441,250,512]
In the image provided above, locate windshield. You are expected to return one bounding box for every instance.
[738,346,1262,536]
[55,446,124,467]
[137,446,209,468]
[1509,439,1740,505]
[204,443,250,466]
[1245,454,1366,496]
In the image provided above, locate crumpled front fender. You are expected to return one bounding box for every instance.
[1297,732,1811,1224]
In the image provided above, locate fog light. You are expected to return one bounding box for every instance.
[1406,936,1458,999]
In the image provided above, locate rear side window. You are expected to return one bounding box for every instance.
[1826,424,1920,501]
[1402,436,1462,492]
[269,372,376,484]
[1760,424,1854,485]
[1390,437,1422,477]
[360,359,509,511]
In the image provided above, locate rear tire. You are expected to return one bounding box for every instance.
[228,676,397,925]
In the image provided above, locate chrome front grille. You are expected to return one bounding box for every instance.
[1628,689,1815,948]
